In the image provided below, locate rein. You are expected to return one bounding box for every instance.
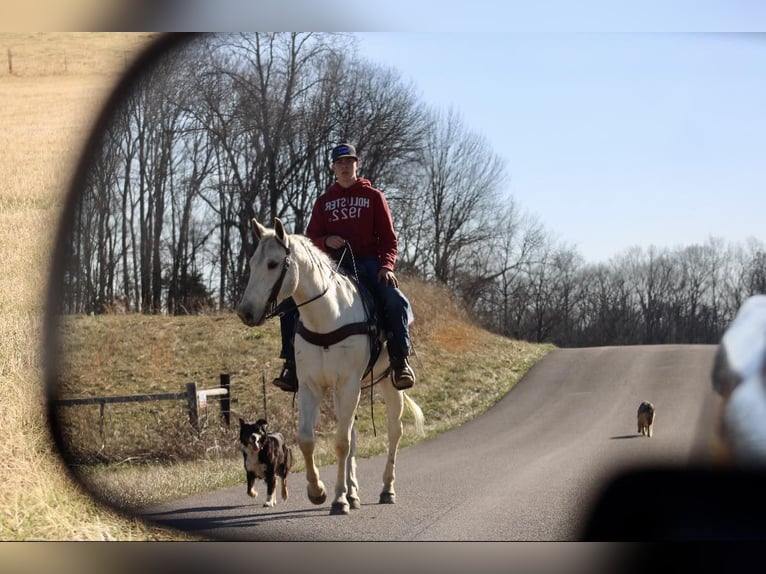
[336,243,383,436]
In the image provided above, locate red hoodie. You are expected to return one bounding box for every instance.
[306,177,398,271]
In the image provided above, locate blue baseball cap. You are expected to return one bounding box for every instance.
[331,143,358,162]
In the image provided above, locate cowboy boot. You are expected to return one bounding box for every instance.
[390,356,415,390]
[272,360,298,392]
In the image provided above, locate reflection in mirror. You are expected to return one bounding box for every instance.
[45,32,455,527]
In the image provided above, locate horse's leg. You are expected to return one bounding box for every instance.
[330,384,360,515]
[297,385,326,505]
[346,423,361,509]
[378,379,405,504]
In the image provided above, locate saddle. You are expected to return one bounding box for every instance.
[295,266,386,381]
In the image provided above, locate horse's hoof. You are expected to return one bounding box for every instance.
[330,501,350,515]
[307,486,327,505]
[379,492,396,504]
[348,496,361,510]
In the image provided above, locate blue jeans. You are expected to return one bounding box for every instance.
[278,257,412,362]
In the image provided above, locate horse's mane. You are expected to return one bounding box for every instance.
[281,230,362,314]
[287,232,338,276]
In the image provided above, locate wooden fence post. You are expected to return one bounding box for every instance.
[220,373,230,427]
[98,401,106,450]
[186,382,199,433]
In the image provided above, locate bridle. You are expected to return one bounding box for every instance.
[260,235,329,322]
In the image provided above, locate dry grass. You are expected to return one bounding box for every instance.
[52,285,551,468]
[1,32,157,77]
[0,32,186,541]
[0,33,553,540]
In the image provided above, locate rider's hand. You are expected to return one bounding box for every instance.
[325,235,346,250]
[378,269,399,288]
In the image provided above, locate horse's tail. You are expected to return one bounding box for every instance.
[402,392,425,437]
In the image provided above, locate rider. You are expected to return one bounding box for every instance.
[272,142,416,393]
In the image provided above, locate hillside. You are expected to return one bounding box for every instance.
[54,279,552,469]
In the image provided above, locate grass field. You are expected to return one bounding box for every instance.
[0,32,195,541]
[0,33,553,541]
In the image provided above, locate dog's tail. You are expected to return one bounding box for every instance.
[403,392,425,437]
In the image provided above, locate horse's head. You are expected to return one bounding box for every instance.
[237,217,297,327]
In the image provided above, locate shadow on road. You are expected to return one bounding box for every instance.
[142,504,328,533]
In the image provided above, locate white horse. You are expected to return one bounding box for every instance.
[237,217,425,515]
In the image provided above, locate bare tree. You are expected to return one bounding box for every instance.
[465,200,547,334]
[64,123,121,314]
[619,246,673,343]
[416,107,506,285]
[745,242,766,296]
[217,34,346,226]
[321,55,430,263]
[330,57,428,187]
[671,243,716,342]
[546,246,585,345]
[575,262,637,346]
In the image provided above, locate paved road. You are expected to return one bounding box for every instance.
[138,345,720,541]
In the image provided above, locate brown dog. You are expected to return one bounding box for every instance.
[637,401,655,437]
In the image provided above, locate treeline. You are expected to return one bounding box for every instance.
[61,33,765,347]
[473,240,766,347]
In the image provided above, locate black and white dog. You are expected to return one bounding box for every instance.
[238,417,294,507]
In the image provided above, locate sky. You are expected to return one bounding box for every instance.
[18,0,765,264]
[337,3,766,264]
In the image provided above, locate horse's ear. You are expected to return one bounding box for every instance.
[274,217,287,241]
[251,218,267,241]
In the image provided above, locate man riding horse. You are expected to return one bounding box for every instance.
[273,142,416,393]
